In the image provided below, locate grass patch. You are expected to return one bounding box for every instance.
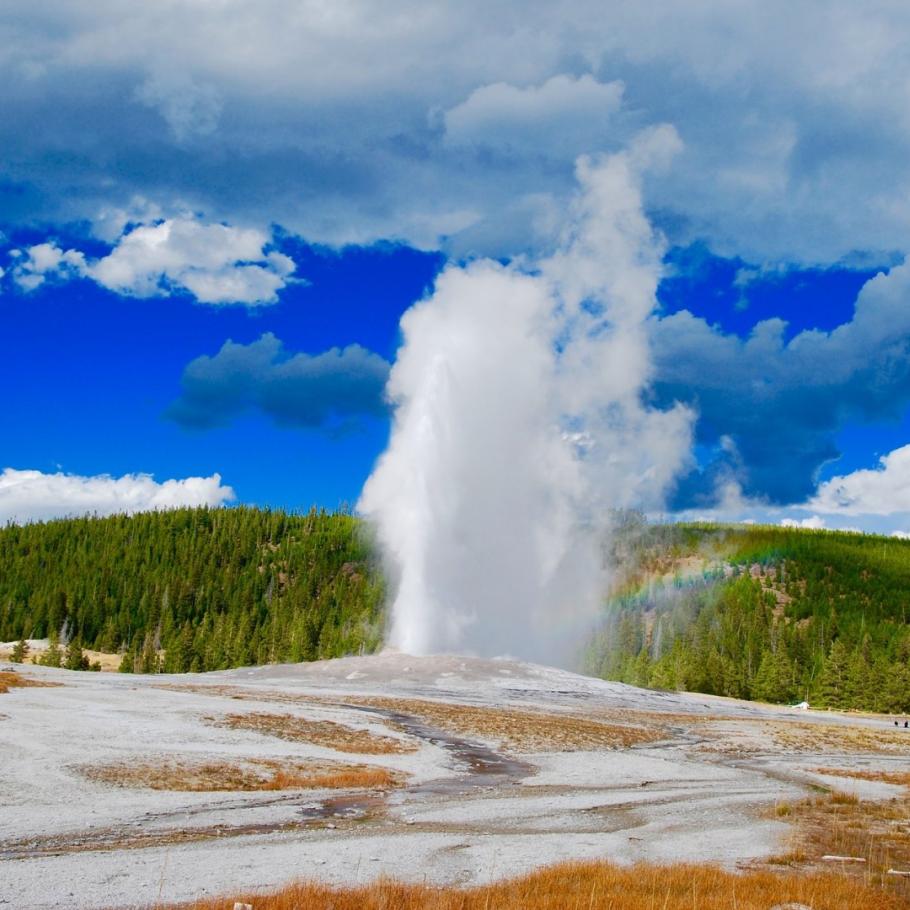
[765,847,809,865]
[764,790,910,899]
[151,860,908,909]
[768,721,910,753]
[210,711,416,754]
[81,756,400,792]
[353,697,667,752]
[815,767,910,790]
[0,669,60,694]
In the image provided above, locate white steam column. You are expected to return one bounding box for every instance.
[358,128,693,664]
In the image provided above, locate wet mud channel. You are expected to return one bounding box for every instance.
[301,703,534,820]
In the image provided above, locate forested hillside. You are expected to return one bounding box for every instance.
[2,508,908,711]
[0,507,385,672]
[586,521,910,713]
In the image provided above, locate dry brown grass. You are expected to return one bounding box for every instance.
[585,706,735,728]
[697,718,910,757]
[166,684,675,751]
[815,767,910,790]
[79,647,122,671]
[154,682,334,704]
[0,669,60,693]
[353,696,666,752]
[81,756,400,792]
[152,860,909,909]
[769,720,910,753]
[210,711,416,754]
[0,645,121,671]
[764,790,910,900]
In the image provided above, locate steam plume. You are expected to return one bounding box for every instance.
[358,130,693,664]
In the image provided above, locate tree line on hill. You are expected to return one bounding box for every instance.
[585,522,910,713]
[0,506,385,673]
[2,508,908,713]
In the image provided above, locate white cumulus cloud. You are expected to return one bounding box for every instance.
[11,243,86,291]
[0,468,235,525]
[809,444,910,516]
[9,217,295,305]
[780,515,826,530]
[669,445,910,535]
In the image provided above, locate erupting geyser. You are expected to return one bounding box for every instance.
[359,129,693,664]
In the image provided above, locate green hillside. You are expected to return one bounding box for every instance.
[586,520,910,713]
[0,507,385,672]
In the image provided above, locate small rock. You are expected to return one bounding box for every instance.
[769,904,813,910]
[233,903,253,910]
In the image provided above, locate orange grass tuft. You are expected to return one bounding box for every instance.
[81,757,400,792]
[152,860,909,909]
[0,670,60,694]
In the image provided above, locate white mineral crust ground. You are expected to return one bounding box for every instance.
[1,651,906,909]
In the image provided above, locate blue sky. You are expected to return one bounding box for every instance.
[1,233,440,509]
[4,2,910,534]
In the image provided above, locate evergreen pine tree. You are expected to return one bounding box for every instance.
[718,655,745,699]
[881,659,910,713]
[629,647,652,688]
[844,648,871,710]
[64,636,88,671]
[10,636,29,663]
[38,631,63,668]
[752,647,795,704]
[136,631,160,674]
[817,640,849,708]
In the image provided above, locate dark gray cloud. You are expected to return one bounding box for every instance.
[652,263,910,507]
[167,334,391,431]
[5,2,910,262]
